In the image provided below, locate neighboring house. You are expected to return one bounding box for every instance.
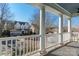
[0,20,34,36]
[46,27,58,34]
[14,21,30,30]
[10,21,30,36]
[30,24,58,34]
[30,24,39,34]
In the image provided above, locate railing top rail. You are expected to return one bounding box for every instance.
[0,37,17,41]
[17,34,41,39]
[0,34,41,41]
[46,32,69,35]
[0,32,70,40]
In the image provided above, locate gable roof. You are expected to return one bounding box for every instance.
[15,21,29,25]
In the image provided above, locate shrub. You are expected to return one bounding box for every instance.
[1,30,10,37]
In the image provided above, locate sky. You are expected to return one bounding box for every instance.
[9,3,39,22]
[72,16,79,27]
[8,3,79,27]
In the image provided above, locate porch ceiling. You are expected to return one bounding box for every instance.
[32,3,79,17]
[44,3,72,17]
[44,3,79,17]
[58,3,79,14]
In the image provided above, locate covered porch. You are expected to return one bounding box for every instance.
[0,3,79,56]
[32,3,77,56]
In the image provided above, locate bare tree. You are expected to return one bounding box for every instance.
[0,3,14,30]
[31,12,57,29]
[30,12,58,34]
[0,3,13,20]
[4,20,15,30]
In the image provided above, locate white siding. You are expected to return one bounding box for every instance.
[14,22,21,30]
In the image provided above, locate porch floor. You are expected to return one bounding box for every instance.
[45,41,79,56]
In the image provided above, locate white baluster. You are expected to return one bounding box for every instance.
[37,37,39,50]
[6,40,8,55]
[15,39,17,56]
[31,37,33,53]
[45,35,47,49]
[11,40,13,56]
[26,37,28,55]
[32,37,34,52]
[24,38,26,55]
[23,39,25,55]
[30,37,32,55]
[35,37,36,50]
[19,40,21,56]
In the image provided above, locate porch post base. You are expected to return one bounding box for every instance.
[59,43,64,46]
[39,49,47,56]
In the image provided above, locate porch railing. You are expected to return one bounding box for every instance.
[72,32,79,42]
[45,33,70,49]
[0,32,72,56]
[0,35,40,56]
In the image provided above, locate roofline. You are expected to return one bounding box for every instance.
[30,3,72,18]
[43,3,72,17]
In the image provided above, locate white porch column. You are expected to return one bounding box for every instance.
[58,14,63,45]
[39,5,46,55]
[68,18,72,41]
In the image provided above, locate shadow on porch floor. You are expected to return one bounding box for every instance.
[45,42,79,56]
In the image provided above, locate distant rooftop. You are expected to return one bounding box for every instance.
[15,21,29,25]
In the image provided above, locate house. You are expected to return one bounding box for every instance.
[10,21,30,36]
[30,24,58,34]
[46,26,58,34]
[14,21,30,30]
[30,24,39,34]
